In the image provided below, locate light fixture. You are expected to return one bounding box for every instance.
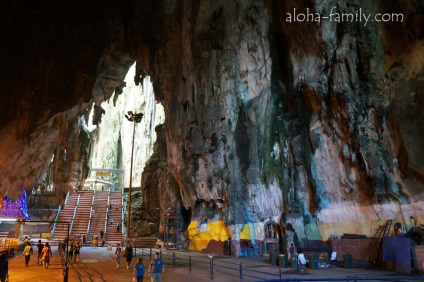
[124,111,143,242]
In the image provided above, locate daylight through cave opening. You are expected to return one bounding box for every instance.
[85,63,164,223]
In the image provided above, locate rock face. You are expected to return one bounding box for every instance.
[0,0,423,254]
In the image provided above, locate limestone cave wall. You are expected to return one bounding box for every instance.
[0,0,423,254]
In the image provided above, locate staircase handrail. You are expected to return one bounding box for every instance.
[92,190,96,206]
[64,191,70,206]
[69,194,80,234]
[87,206,93,234]
[51,204,62,237]
[69,206,77,234]
[87,192,96,234]
[121,190,124,232]
[105,192,110,238]
[76,193,81,207]
[105,208,109,238]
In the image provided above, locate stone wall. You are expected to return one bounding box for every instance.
[415,245,424,274]
[331,239,373,261]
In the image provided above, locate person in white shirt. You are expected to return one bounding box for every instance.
[298,250,308,267]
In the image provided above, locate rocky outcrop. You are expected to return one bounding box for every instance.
[0,0,423,255]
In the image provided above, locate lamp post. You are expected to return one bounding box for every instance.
[124,111,143,242]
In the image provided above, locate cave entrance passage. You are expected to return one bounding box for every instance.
[86,63,165,192]
[84,168,125,191]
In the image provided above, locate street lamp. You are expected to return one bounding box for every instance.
[124,111,143,242]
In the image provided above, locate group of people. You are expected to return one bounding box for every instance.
[67,239,81,263]
[113,243,165,282]
[13,238,165,281]
[22,240,53,269]
[289,243,308,267]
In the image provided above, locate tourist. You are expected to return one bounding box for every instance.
[100,230,104,239]
[289,243,295,258]
[101,238,105,247]
[74,241,81,263]
[68,240,75,262]
[298,249,308,267]
[23,242,33,266]
[41,242,53,269]
[114,243,122,268]
[117,223,120,232]
[36,239,44,266]
[134,258,144,282]
[148,252,165,282]
[0,253,8,282]
[125,243,133,269]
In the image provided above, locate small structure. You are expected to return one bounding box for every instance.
[163,208,181,249]
[0,186,30,220]
[264,219,279,254]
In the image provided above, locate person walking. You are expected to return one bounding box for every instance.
[100,230,104,239]
[116,223,120,232]
[148,252,165,282]
[41,242,53,269]
[36,240,44,266]
[133,258,144,282]
[23,242,33,266]
[74,241,81,263]
[125,243,133,269]
[68,240,75,263]
[114,243,122,268]
[0,253,8,282]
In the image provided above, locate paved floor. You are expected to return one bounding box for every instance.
[5,246,424,282]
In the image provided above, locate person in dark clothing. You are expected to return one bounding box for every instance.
[74,241,81,263]
[36,240,44,266]
[68,240,75,263]
[125,243,133,269]
[0,253,8,282]
[100,230,104,239]
[117,223,120,232]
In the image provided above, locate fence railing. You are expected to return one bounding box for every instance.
[257,278,424,282]
[125,247,424,282]
[58,241,69,282]
[51,205,61,237]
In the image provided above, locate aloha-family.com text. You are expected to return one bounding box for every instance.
[286,7,404,26]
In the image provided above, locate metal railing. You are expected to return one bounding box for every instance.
[27,203,60,210]
[69,206,77,234]
[0,238,18,257]
[257,278,424,282]
[64,191,70,206]
[125,248,424,282]
[50,205,61,237]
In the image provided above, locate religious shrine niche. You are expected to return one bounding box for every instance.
[264,219,280,254]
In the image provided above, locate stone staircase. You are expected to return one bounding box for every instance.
[52,190,123,245]
[105,192,123,243]
[88,191,108,237]
[52,193,79,242]
[71,191,94,235]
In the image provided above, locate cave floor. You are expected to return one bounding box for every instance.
[6,246,421,282]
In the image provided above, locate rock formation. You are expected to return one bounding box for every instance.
[0,0,423,255]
